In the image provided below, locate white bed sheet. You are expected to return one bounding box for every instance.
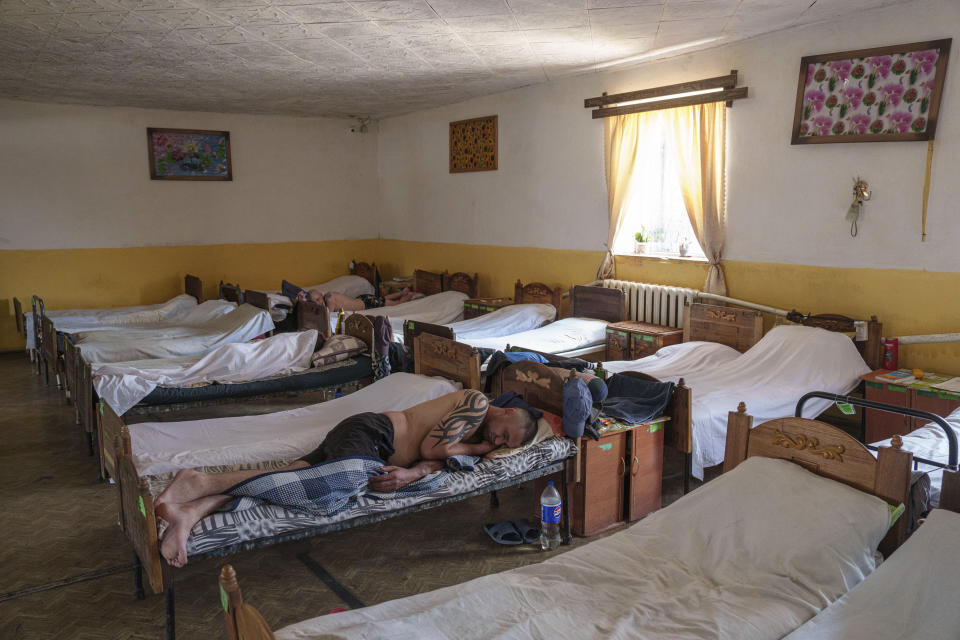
[23,294,201,349]
[605,326,870,479]
[872,405,960,507]
[260,275,376,311]
[332,290,468,336]
[92,330,318,415]
[132,372,460,475]
[74,303,273,364]
[462,317,609,354]
[394,303,557,343]
[603,341,741,379]
[784,508,960,640]
[276,456,892,640]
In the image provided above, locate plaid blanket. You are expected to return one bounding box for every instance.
[223,456,447,516]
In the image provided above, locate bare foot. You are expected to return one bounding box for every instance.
[157,501,195,568]
[155,468,207,508]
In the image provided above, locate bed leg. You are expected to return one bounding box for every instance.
[560,464,571,545]
[133,552,145,601]
[489,490,499,508]
[165,573,176,640]
[43,360,49,385]
[87,431,94,457]
[683,453,692,495]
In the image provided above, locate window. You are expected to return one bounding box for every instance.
[612,116,705,259]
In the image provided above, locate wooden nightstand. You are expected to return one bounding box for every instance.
[535,418,665,537]
[862,369,960,442]
[605,321,683,361]
[463,297,512,319]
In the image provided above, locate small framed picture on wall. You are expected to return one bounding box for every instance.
[147,128,232,180]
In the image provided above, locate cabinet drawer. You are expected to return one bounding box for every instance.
[864,381,911,442]
[630,333,659,358]
[605,329,631,361]
[576,434,626,537]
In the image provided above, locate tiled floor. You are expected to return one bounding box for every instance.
[0,351,694,638]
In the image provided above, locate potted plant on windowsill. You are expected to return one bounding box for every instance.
[634,228,651,254]
[678,242,690,257]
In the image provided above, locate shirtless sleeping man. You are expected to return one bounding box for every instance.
[155,389,538,567]
[298,287,416,311]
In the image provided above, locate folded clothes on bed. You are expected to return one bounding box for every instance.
[224,456,447,516]
[601,374,675,424]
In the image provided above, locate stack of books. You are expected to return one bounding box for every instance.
[875,370,917,385]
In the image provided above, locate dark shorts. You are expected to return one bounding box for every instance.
[300,412,395,466]
[358,294,386,309]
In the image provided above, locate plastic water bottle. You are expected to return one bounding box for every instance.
[540,481,562,551]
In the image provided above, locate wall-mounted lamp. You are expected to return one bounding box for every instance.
[847,177,871,237]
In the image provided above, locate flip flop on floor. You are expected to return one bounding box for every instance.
[484,521,523,545]
[512,519,540,544]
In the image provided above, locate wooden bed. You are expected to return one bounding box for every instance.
[95,313,376,481]
[218,281,243,304]
[115,334,574,640]
[402,279,563,346]
[52,274,205,396]
[216,408,931,640]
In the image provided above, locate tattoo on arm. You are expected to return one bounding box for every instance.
[430,391,488,448]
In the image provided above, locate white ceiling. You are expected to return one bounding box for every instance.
[0,0,913,119]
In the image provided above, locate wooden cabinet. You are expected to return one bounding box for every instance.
[862,370,960,442]
[536,422,665,537]
[463,297,513,319]
[605,321,683,361]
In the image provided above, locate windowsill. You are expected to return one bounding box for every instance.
[615,251,708,263]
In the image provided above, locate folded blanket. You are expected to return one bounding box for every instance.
[601,374,675,424]
[223,456,447,516]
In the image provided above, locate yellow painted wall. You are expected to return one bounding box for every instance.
[0,239,379,352]
[377,239,960,374]
[6,238,959,374]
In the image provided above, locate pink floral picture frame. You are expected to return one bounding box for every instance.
[791,39,951,144]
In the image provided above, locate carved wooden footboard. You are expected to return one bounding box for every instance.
[116,426,165,595]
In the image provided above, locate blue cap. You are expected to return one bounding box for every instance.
[587,377,608,403]
[562,377,593,439]
[547,480,554,486]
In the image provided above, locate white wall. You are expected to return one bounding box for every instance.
[377,0,960,273]
[0,100,380,250]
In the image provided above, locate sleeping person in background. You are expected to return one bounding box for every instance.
[298,288,416,311]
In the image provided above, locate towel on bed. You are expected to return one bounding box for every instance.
[223,456,447,516]
[601,374,675,424]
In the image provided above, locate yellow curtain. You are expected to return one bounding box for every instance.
[665,102,728,295]
[598,112,652,280]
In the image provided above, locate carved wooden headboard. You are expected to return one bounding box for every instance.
[184,274,203,303]
[514,280,563,311]
[242,289,270,312]
[413,269,445,296]
[498,361,567,415]
[343,313,374,350]
[570,284,625,322]
[296,300,330,340]
[403,320,454,347]
[350,261,379,288]
[413,333,481,390]
[724,405,913,555]
[218,281,243,304]
[683,302,763,352]
[444,271,479,298]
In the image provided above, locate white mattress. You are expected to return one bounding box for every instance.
[784,508,960,640]
[606,325,870,479]
[332,290,468,336]
[260,275,376,310]
[131,372,460,476]
[92,330,318,416]
[74,303,274,364]
[23,294,201,350]
[275,456,892,640]
[462,317,609,354]
[871,405,960,507]
[603,341,741,379]
[395,303,557,343]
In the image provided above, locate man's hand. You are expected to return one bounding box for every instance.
[368,466,417,492]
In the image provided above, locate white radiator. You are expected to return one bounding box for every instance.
[599,279,699,328]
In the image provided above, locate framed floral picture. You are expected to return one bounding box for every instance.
[791,39,951,144]
[449,115,497,173]
[147,128,232,180]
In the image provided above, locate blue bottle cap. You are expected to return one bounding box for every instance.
[547,481,554,486]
